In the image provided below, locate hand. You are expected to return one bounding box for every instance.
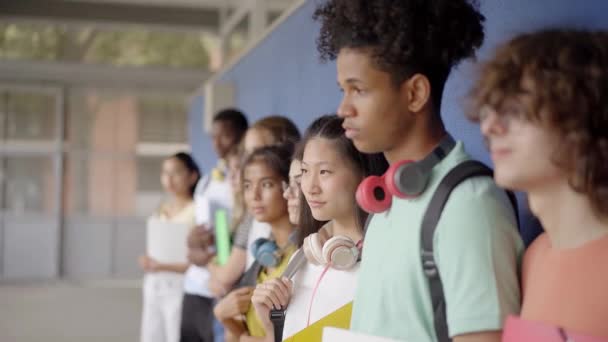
[251,278,293,328]
[187,247,216,266]
[139,255,160,272]
[239,334,270,342]
[138,255,147,269]
[187,225,214,249]
[213,287,254,320]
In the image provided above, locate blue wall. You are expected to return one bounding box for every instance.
[188,95,216,172]
[218,1,339,128]
[189,0,608,243]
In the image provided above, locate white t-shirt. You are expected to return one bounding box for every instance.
[282,261,360,339]
[245,219,272,269]
[184,172,233,297]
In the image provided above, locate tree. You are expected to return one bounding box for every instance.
[0,23,211,69]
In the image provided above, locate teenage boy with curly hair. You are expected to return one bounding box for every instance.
[471,29,608,339]
[313,1,523,341]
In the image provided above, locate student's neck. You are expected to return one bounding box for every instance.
[170,195,192,207]
[331,214,363,243]
[528,180,608,249]
[269,216,295,248]
[384,113,446,164]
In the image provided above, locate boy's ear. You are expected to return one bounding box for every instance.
[402,73,431,113]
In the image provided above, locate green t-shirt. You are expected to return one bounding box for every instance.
[350,142,524,341]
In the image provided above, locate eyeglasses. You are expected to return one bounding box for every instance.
[282,178,301,198]
[479,101,528,128]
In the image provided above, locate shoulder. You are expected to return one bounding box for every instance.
[438,170,518,236]
[522,233,550,276]
[433,166,524,260]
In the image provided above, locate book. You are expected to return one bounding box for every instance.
[146,218,189,264]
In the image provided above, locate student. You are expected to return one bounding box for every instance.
[181,108,248,342]
[201,116,302,299]
[251,115,388,341]
[282,150,303,229]
[242,116,301,268]
[215,147,301,342]
[313,1,523,341]
[470,29,608,339]
[139,152,200,342]
[213,144,297,342]
[199,146,249,296]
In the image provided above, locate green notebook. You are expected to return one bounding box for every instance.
[214,209,231,265]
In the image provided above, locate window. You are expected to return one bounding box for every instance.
[0,23,212,70]
[64,89,189,218]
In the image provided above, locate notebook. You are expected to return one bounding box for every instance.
[146,218,190,264]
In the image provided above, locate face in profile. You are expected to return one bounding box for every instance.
[161,157,197,198]
[336,47,414,155]
[283,159,302,225]
[227,154,241,191]
[480,95,563,192]
[211,120,237,159]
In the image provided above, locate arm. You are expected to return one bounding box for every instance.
[435,181,523,339]
[453,332,501,342]
[251,278,293,341]
[139,255,189,273]
[209,215,253,293]
[214,287,254,337]
[155,262,189,273]
[187,247,215,267]
[208,247,248,294]
[187,225,216,267]
[239,335,272,342]
[219,317,248,337]
[214,287,254,319]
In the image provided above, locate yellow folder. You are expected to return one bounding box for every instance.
[283,302,353,342]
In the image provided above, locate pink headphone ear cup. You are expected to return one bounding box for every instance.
[385,159,414,198]
[303,233,325,266]
[356,175,392,213]
[322,236,358,270]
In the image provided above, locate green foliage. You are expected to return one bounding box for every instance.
[0,23,210,69]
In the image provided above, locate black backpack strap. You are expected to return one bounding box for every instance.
[234,261,263,289]
[421,160,515,342]
[270,309,286,342]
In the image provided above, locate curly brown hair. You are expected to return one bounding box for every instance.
[313,0,485,111]
[469,29,608,219]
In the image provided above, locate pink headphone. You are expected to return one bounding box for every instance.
[302,222,361,270]
[356,135,456,213]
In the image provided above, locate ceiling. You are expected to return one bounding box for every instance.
[0,0,295,33]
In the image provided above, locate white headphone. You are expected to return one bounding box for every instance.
[302,222,361,270]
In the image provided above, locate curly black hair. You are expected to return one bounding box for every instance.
[313,0,485,111]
